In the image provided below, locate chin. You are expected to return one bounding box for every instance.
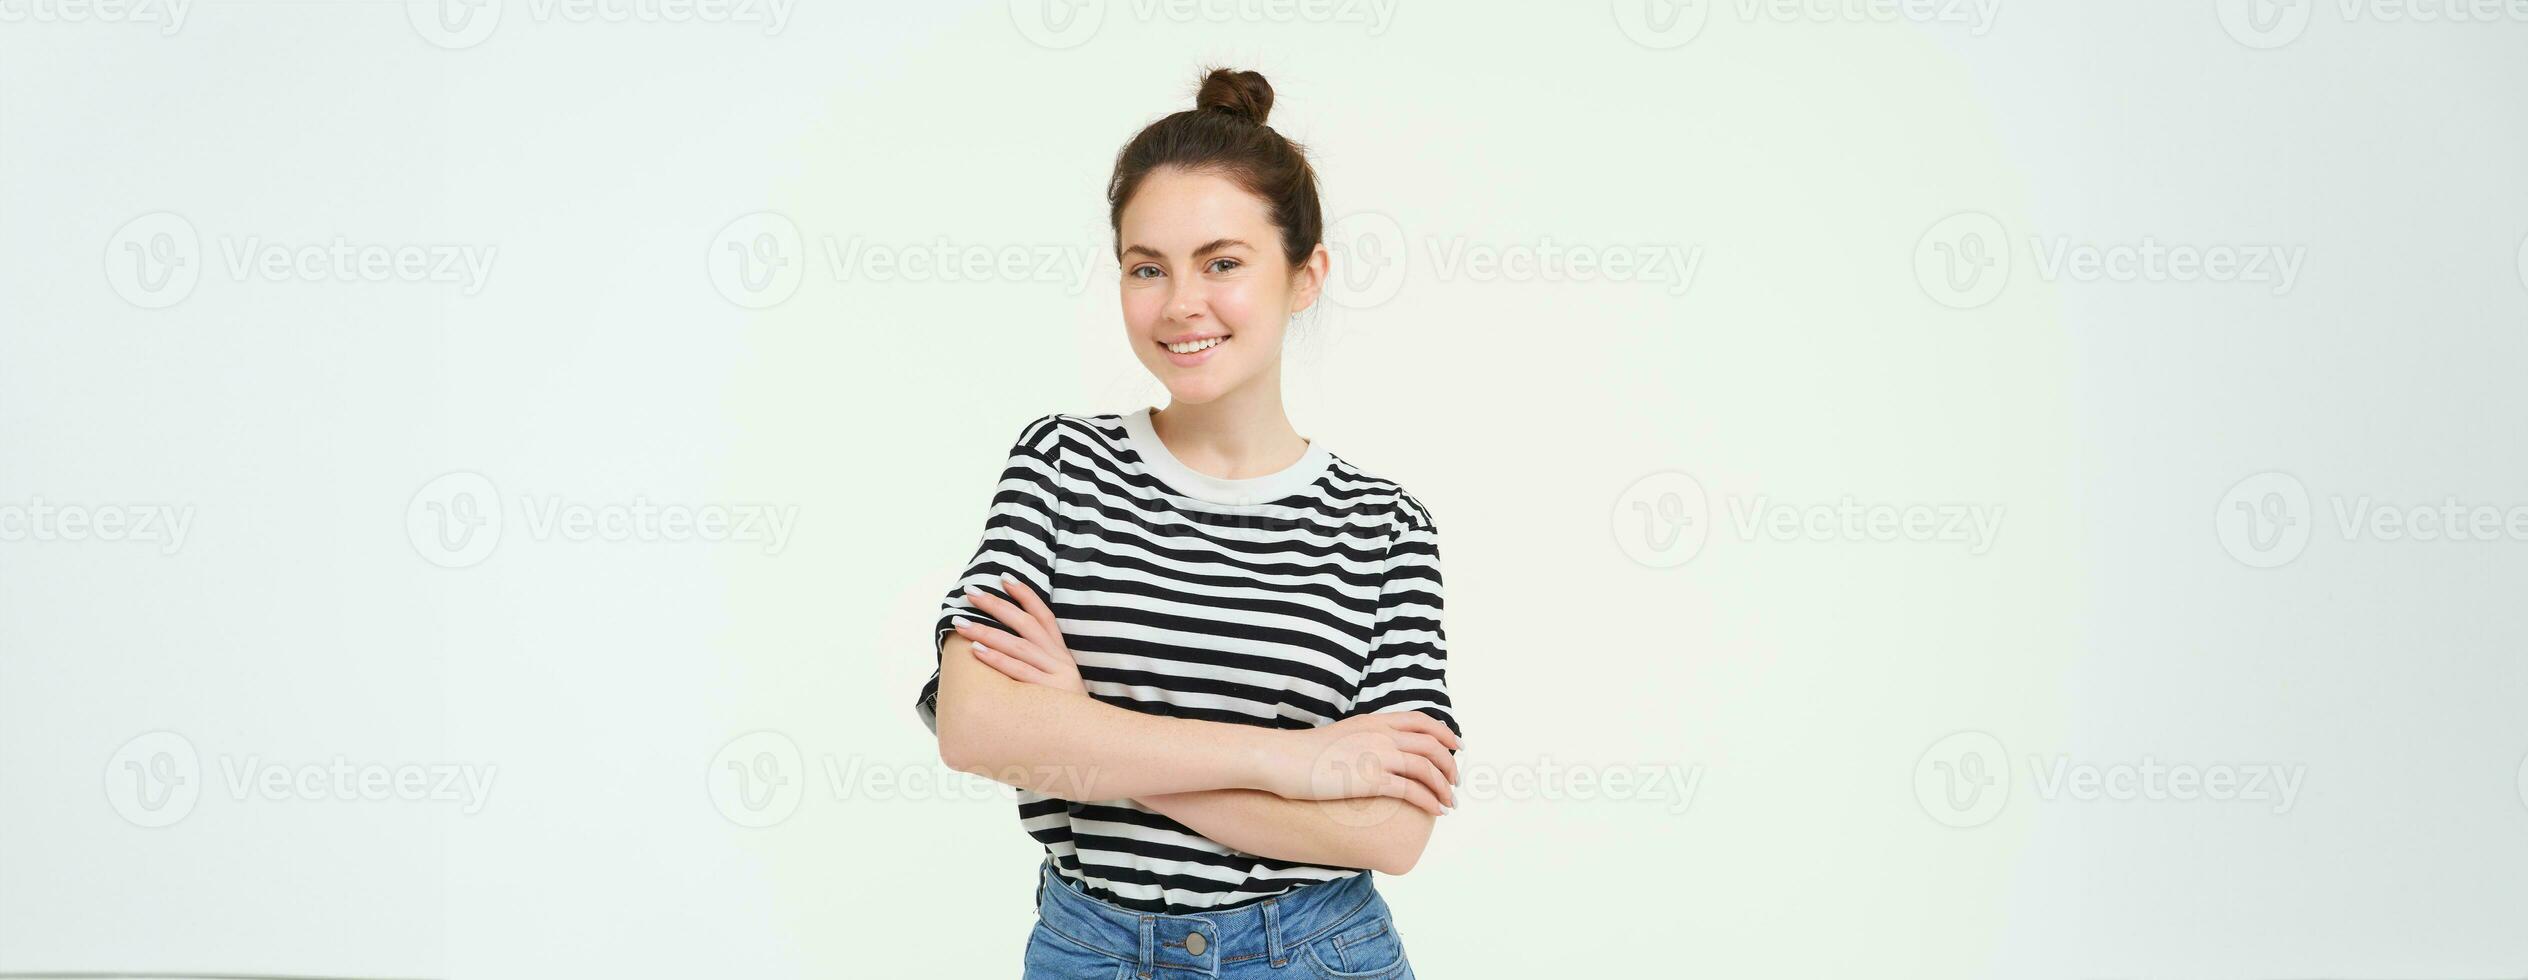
[1159,376,1234,404]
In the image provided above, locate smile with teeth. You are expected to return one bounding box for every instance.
[1164,336,1228,354]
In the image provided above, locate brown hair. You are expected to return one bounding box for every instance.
[1107,67,1323,272]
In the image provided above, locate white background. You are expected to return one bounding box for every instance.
[5,1,2527,977]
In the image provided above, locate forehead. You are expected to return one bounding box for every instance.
[1118,168,1275,252]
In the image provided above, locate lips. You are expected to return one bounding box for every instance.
[1159,333,1229,366]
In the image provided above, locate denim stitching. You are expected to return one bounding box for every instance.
[1283,882,1379,948]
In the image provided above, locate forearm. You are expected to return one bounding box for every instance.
[934,634,1276,800]
[1137,788,1437,876]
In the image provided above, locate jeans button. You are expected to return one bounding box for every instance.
[1185,932,1207,956]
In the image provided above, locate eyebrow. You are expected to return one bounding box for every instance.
[1120,238,1252,261]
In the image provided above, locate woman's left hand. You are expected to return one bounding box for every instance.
[954,575,1088,696]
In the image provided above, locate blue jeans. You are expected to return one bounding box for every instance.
[1024,858,1416,979]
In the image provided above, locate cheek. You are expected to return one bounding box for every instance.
[1119,289,1164,338]
[1207,281,1270,324]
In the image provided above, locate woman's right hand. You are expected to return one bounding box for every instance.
[1265,711,1462,816]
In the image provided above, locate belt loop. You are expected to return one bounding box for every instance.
[1137,915,1156,978]
[1262,897,1286,967]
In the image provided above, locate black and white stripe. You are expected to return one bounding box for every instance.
[915,410,1456,914]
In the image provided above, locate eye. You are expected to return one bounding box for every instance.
[1128,264,1164,279]
[1207,258,1242,274]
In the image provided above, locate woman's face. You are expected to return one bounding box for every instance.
[1117,167,1326,405]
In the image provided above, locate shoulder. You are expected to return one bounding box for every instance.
[1004,412,1128,457]
[1325,454,1439,537]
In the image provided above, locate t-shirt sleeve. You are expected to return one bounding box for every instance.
[1349,496,1460,740]
[914,415,1066,735]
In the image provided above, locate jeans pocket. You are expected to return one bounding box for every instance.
[1301,913,1410,979]
[1022,921,1134,980]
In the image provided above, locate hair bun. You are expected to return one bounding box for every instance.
[1195,68,1274,126]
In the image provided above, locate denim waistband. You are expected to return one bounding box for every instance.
[1031,858,1385,974]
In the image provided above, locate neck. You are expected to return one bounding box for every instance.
[1150,366,1308,480]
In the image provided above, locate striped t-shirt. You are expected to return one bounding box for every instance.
[914,408,1458,914]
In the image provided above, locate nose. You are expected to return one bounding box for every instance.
[1167,279,1205,322]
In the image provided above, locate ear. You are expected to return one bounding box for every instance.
[1287,242,1331,315]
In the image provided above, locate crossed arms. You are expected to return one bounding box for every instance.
[930,577,1460,875]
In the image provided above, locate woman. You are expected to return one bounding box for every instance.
[915,68,1461,979]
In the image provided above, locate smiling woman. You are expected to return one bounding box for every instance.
[912,67,1454,979]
